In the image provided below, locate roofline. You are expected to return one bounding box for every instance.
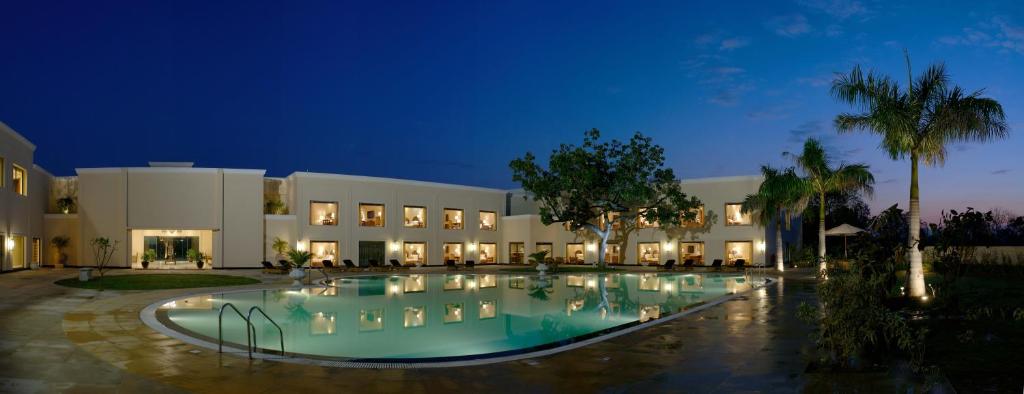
[76,167,266,176]
[32,164,54,178]
[290,171,508,194]
[0,121,36,151]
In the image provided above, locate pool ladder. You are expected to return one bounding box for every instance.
[218,302,285,359]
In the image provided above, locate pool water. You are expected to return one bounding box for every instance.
[158,272,751,361]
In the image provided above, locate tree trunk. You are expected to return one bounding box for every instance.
[818,190,827,273]
[908,155,926,297]
[586,223,611,270]
[776,216,785,272]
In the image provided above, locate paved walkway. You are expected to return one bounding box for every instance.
[0,267,916,393]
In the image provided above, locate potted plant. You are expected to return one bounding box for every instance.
[272,237,290,267]
[286,248,312,286]
[187,248,207,269]
[529,250,550,274]
[51,236,71,268]
[141,248,156,269]
[56,195,76,214]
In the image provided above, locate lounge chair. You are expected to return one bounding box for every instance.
[733,259,746,270]
[662,259,676,270]
[322,260,334,268]
[369,259,385,271]
[709,259,723,270]
[261,261,286,274]
[465,260,475,269]
[389,259,405,269]
[446,260,458,270]
[357,260,371,270]
[343,259,359,270]
[682,259,695,269]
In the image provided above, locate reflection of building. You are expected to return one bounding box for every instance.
[5,120,793,271]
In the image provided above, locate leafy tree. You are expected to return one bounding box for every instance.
[510,129,701,269]
[741,166,808,271]
[785,138,874,272]
[831,52,1008,297]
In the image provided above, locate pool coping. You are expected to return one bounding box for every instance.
[140,273,775,369]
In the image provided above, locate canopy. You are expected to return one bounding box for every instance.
[825,223,865,236]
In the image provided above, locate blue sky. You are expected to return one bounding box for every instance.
[2,0,1022,221]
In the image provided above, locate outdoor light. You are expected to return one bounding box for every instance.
[390,284,400,295]
[390,242,400,253]
[663,242,673,251]
[295,241,306,252]
[467,243,477,252]
[5,238,13,251]
[757,241,766,252]
[586,243,596,252]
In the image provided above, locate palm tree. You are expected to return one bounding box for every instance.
[785,138,874,273]
[831,52,1007,297]
[741,166,808,271]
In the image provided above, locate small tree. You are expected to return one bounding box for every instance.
[272,237,289,261]
[286,249,312,269]
[510,129,701,269]
[89,237,119,290]
[51,235,71,265]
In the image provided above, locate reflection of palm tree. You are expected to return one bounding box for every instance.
[285,303,311,324]
[528,280,554,301]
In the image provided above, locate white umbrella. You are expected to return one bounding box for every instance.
[825,223,866,259]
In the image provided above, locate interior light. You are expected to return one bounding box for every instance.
[5,238,13,251]
[295,241,306,252]
[757,241,766,252]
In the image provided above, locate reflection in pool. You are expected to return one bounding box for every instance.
[158,273,751,360]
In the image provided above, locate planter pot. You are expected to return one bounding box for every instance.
[196,261,205,269]
[79,268,93,282]
[141,260,150,269]
[289,268,306,286]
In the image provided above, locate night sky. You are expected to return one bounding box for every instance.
[2,1,1022,221]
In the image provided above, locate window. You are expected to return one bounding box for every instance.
[31,238,41,265]
[725,241,753,265]
[604,243,621,264]
[638,242,660,265]
[479,274,497,288]
[310,312,337,335]
[309,201,338,226]
[403,242,426,266]
[479,300,497,319]
[637,208,659,228]
[479,211,497,231]
[535,242,553,261]
[359,309,384,332]
[509,242,525,264]
[443,242,463,263]
[443,303,464,324]
[443,208,464,229]
[565,243,584,264]
[403,306,426,328]
[479,243,497,264]
[682,206,705,227]
[359,203,385,227]
[12,164,27,196]
[310,241,338,267]
[725,203,752,226]
[601,211,622,231]
[679,242,704,265]
[403,206,426,228]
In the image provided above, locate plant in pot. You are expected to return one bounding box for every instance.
[56,195,76,214]
[141,248,157,269]
[187,248,207,269]
[272,237,290,268]
[528,250,550,274]
[286,248,312,286]
[51,235,71,268]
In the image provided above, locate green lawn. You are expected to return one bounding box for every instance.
[499,266,620,273]
[55,274,261,290]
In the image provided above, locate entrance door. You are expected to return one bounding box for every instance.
[358,241,386,266]
[10,236,26,269]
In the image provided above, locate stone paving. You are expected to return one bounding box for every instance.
[0,267,918,393]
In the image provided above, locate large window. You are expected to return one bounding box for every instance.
[682,206,705,227]
[725,203,752,226]
[403,242,426,265]
[443,208,464,230]
[359,203,385,227]
[479,211,497,231]
[637,208,658,229]
[680,242,704,265]
[12,164,27,196]
[403,206,427,228]
[479,243,497,264]
[566,243,585,264]
[143,235,199,262]
[443,242,463,263]
[638,242,660,265]
[509,242,525,264]
[310,241,338,267]
[605,243,621,264]
[725,241,753,264]
[309,201,338,226]
[535,242,553,261]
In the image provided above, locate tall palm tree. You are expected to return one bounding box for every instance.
[741,166,808,271]
[831,52,1008,297]
[785,138,874,273]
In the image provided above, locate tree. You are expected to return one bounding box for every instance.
[89,237,119,290]
[785,138,874,272]
[272,237,289,261]
[510,129,701,269]
[741,166,808,271]
[831,51,1008,297]
[801,191,871,254]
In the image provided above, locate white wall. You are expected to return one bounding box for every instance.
[0,122,49,271]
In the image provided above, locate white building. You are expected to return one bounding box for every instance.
[1,122,796,272]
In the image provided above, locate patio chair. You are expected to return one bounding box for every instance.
[733,259,746,270]
[709,259,723,270]
[389,259,405,270]
[465,260,476,269]
[369,259,385,271]
[446,260,458,270]
[662,259,676,270]
[357,260,372,270]
[682,259,695,269]
[343,259,359,270]
[276,260,290,270]
[261,261,286,274]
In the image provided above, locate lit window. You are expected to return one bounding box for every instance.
[479,243,497,264]
[682,206,705,227]
[680,242,704,265]
[479,211,497,231]
[12,164,27,196]
[443,208,464,230]
[359,203,385,227]
[639,274,661,291]
[604,243,621,264]
[403,275,426,292]
[309,241,338,267]
[534,243,553,261]
[637,208,659,228]
[725,203,752,226]
[443,303,464,324]
[403,242,426,266]
[310,312,336,336]
[359,309,384,332]
[443,274,464,290]
[600,211,623,231]
[403,306,426,328]
[638,242,660,265]
[443,243,463,263]
[403,206,426,228]
[725,241,753,265]
[509,242,525,264]
[478,274,497,288]
[479,300,497,319]
[309,201,338,226]
[566,243,584,264]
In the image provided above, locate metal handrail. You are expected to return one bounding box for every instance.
[218,302,252,359]
[247,306,285,356]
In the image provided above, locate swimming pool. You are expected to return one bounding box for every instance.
[146,272,756,366]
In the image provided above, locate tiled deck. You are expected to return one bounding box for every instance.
[0,267,919,393]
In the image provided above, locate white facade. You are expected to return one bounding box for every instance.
[0,122,48,272]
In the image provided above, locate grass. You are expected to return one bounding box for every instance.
[499,266,620,273]
[55,274,261,290]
